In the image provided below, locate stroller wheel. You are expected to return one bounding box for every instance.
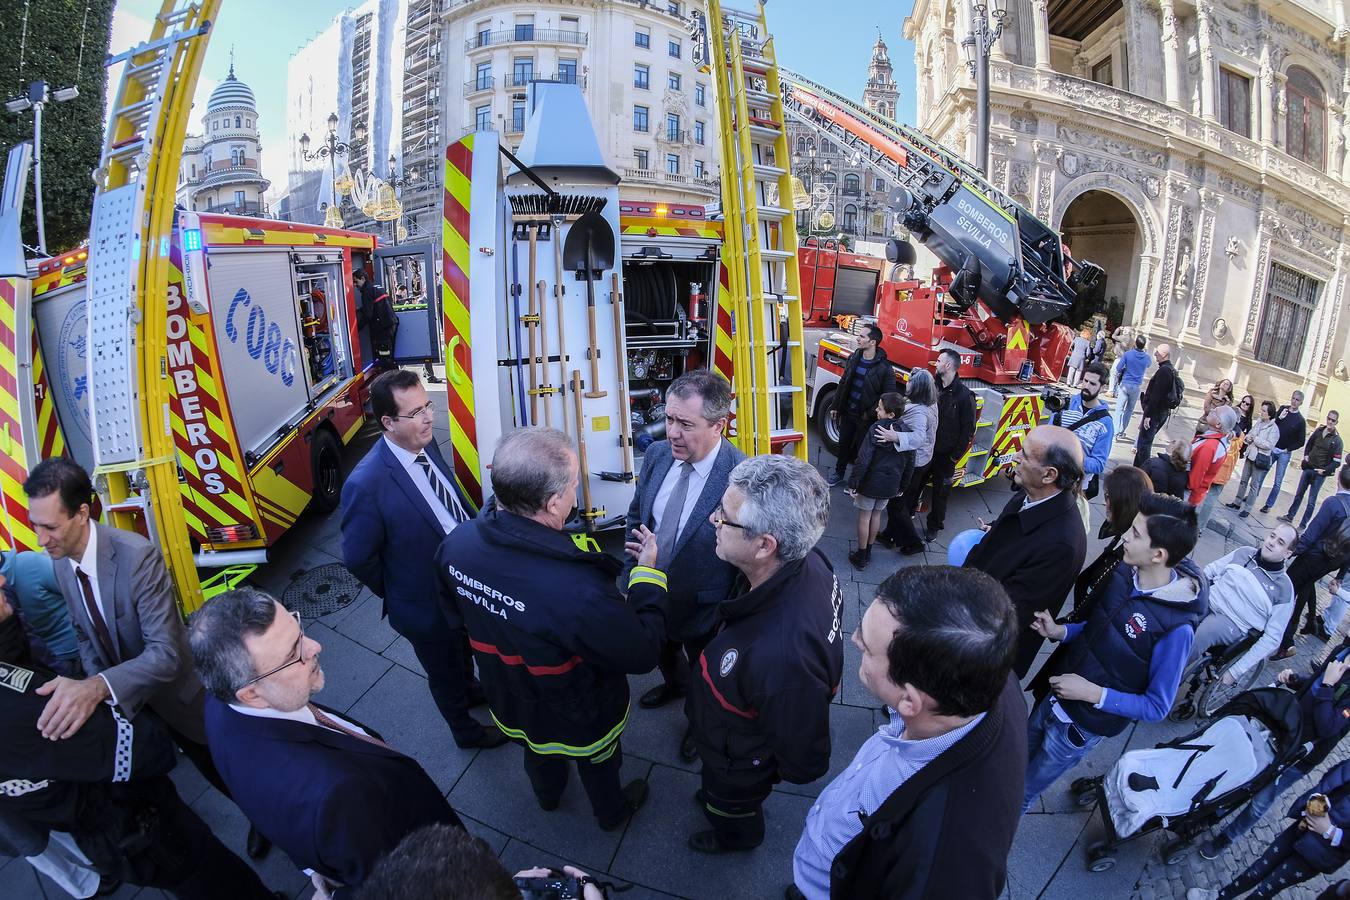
[1071,776,1100,795]
[1087,842,1116,873]
[1162,840,1191,866]
[1169,699,1196,723]
[1074,788,1098,809]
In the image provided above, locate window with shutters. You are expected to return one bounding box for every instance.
[1285,66,1326,170]
[1219,68,1252,139]
[1253,262,1319,371]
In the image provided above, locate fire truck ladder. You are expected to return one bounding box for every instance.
[707,0,807,459]
[87,0,219,614]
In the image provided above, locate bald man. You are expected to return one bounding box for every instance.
[964,426,1089,677]
[1132,343,1183,467]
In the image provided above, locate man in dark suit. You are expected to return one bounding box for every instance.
[189,587,462,898]
[23,457,271,859]
[341,370,505,749]
[622,370,744,758]
[963,425,1089,678]
[0,658,275,899]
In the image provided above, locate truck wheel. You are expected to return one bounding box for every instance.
[309,428,343,514]
[814,388,840,456]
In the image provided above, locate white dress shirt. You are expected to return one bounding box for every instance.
[652,440,722,539]
[228,701,371,737]
[383,435,459,534]
[69,523,118,703]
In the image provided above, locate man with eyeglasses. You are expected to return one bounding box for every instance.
[189,587,461,898]
[341,370,506,750]
[685,455,842,855]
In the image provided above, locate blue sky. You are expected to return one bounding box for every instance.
[111,0,917,193]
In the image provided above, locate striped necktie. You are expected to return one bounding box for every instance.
[414,451,469,525]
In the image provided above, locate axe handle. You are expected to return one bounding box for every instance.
[584,301,606,399]
[571,369,595,515]
[536,280,551,429]
[611,271,633,478]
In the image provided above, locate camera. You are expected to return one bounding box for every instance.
[1040,385,1072,414]
[516,874,598,900]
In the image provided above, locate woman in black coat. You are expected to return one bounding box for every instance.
[1142,440,1190,499]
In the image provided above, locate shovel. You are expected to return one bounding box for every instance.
[563,211,614,399]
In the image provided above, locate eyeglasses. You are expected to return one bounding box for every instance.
[711,503,746,530]
[391,399,435,421]
[241,611,308,687]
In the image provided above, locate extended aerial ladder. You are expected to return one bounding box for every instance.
[778,66,1102,328]
[698,0,808,459]
[86,1,220,613]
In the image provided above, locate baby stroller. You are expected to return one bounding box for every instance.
[1071,687,1306,872]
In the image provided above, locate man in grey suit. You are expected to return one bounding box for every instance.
[23,457,271,859]
[623,370,745,760]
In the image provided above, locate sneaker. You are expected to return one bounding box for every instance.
[1198,834,1230,860]
[1238,510,1250,518]
[1269,647,1297,662]
[826,471,843,487]
[1278,514,1294,524]
[1259,506,1272,514]
[1225,501,1241,510]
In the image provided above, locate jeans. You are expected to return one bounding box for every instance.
[1196,485,1224,533]
[1023,698,1106,812]
[1115,381,1142,434]
[1237,460,1272,513]
[1262,448,1294,510]
[1287,469,1328,525]
[1326,586,1350,634]
[1133,411,1169,468]
[1219,762,1309,843]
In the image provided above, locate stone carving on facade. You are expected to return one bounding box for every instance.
[1215,171,1259,205]
[1157,185,1191,322]
[1056,123,1165,168]
[1319,258,1347,371]
[1187,191,1222,329]
[1010,162,1031,198]
[993,156,1009,191]
[1161,1,1179,50]
[1213,317,1229,340]
[1010,110,1038,134]
[1174,242,1193,296]
[1226,235,1241,259]
[1243,232,1272,348]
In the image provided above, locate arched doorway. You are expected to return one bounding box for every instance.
[1060,190,1142,329]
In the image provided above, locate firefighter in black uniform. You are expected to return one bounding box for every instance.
[686,455,843,855]
[436,427,669,832]
[0,661,274,898]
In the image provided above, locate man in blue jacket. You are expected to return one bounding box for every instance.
[1052,361,1115,508]
[1113,335,1152,439]
[1023,493,1207,812]
[340,370,505,749]
[437,427,671,832]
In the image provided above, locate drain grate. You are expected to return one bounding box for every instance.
[281,563,362,618]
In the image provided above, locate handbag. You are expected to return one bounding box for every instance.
[1253,450,1272,470]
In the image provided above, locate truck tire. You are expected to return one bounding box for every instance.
[814,387,841,456]
[309,428,343,514]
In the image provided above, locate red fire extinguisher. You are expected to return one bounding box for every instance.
[689,282,706,323]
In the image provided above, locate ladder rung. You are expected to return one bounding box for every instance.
[748,122,781,139]
[751,163,785,179]
[755,205,788,220]
[769,429,804,441]
[114,98,156,119]
[104,140,148,163]
[765,385,803,394]
[757,249,793,261]
[106,22,210,66]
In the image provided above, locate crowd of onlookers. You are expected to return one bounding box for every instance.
[5,339,1350,900]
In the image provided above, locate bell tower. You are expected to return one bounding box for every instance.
[863,31,898,122]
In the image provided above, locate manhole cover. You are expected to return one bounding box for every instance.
[281,563,362,617]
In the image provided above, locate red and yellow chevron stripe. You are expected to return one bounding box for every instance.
[983,394,1043,481]
[31,332,65,462]
[443,135,481,508]
[163,246,261,548]
[0,277,36,551]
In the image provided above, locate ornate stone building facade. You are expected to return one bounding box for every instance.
[788,34,898,241]
[904,0,1350,411]
[178,64,271,216]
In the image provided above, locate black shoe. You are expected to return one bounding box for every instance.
[925,521,945,536]
[1225,501,1241,510]
[688,830,754,855]
[875,532,897,549]
[598,779,650,831]
[1198,834,1231,860]
[1279,514,1294,524]
[826,471,843,487]
[1239,510,1250,518]
[848,548,869,570]
[246,825,271,860]
[680,726,698,763]
[425,374,444,384]
[639,683,686,709]
[536,792,563,812]
[1260,506,1271,514]
[455,725,509,749]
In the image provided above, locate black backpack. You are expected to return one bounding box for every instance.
[1165,370,1185,410]
[1320,495,1350,563]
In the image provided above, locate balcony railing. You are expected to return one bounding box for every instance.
[465,75,495,93]
[658,129,687,144]
[466,28,588,51]
[199,201,265,216]
[621,166,718,193]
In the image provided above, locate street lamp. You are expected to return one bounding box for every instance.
[385,154,418,246]
[299,114,366,228]
[791,145,832,238]
[962,0,1008,176]
[5,80,80,256]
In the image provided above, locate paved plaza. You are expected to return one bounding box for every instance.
[2,386,1345,900]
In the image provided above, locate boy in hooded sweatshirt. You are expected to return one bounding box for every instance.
[1023,493,1208,812]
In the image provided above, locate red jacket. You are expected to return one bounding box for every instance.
[1187,432,1229,505]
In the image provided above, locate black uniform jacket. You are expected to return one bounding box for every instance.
[687,549,844,785]
[436,502,669,756]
